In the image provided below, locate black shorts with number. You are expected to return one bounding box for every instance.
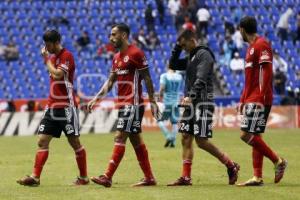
[179,104,214,138]
[240,104,271,134]
[38,107,80,138]
[116,105,144,134]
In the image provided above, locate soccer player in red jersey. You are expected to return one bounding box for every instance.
[87,23,161,187]
[17,30,88,186]
[237,16,287,186]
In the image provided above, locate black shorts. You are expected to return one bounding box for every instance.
[116,105,144,134]
[179,104,214,138]
[240,104,271,134]
[38,107,80,138]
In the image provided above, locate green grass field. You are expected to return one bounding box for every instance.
[0,129,299,200]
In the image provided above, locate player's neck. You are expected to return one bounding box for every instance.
[119,42,129,53]
[54,45,63,55]
[247,34,258,45]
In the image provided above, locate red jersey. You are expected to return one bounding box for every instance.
[240,36,273,105]
[47,48,78,108]
[112,44,148,106]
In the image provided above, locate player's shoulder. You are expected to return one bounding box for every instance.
[61,48,74,59]
[128,44,144,56]
[160,72,167,78]
[254,36,271,49]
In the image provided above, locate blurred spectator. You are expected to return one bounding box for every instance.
[146,31,160,50]
[277,8,293,42]
[26,100,36,112]
[175,7,187,31]
[273,51,288,73]
[4,42,19,61]
[232,26,243,49]
[136,28,148,50]
[182,15,196,32]
[222,35,236,66]
[281,87,297,105]
[47,16,70,27]
[75,31,91,51]
[196,6,210,37]
[232,6,242,24]
[7,99,16,112]
[155,0,165,25]
[0,39,6,60]
[274,68,287,95]
[145,4,155,32]
[187,0,199,23]
[180,0,189,8]
[229,52,244,74]
[224,17,235,36]
[168,0,180,24]
[296,11,300,41]
[96,39,116,61]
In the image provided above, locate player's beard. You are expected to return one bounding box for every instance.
[111,39,122,49]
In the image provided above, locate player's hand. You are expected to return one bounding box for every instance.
[87,98,97,113]
[41,46,49,58]
[150,101,162,120]
[181,97,192,106]
[236,102,244,114]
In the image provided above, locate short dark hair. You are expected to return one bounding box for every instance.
[43,30,61,43]
[177,29,197,41]
[112,23,130,36]
[239,16,257,34]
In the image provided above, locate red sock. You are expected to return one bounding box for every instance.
[248,135,279,164]
[218,153,235,168]
[182,159,192,178]
[134,144,154,180]
[33,149,49,178]
[105,143,125,179]
[75,146,87,177]
[253,147,263,178]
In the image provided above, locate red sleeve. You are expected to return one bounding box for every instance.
[240,88,245,103]
[257,42,272,65]
[111,55,117,72]
[132,50,148,70]
[57,53,72,73]
[259,62,273,103]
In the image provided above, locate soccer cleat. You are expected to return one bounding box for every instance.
[73,176,89,185]
[17,175,40,186]
[227,162,240,185]
[167,177,192,186]
[164,140,171,147]
[91,175,112,188]
[170,142,175,148]
[237,177,264,186]
[131,178,157,187]
[274,158,288,183]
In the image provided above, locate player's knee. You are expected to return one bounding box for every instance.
[181,133,192,147]
[37,139,49,149]
[196,137,208,148]
[240,132,249,143]
[68,137,81,149]
[114,133,127,144]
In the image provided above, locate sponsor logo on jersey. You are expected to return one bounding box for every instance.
[116,69,129,75]
[260,50,270,60]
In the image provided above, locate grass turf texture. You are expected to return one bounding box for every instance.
[0,129,299,200]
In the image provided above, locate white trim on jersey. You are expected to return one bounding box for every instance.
[64,73,79,136]
[133,70,139,105]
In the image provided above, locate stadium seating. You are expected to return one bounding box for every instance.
[0,0,299,99]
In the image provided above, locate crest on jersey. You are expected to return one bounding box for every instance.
[123,55,129,63]
[250,48,254,55]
